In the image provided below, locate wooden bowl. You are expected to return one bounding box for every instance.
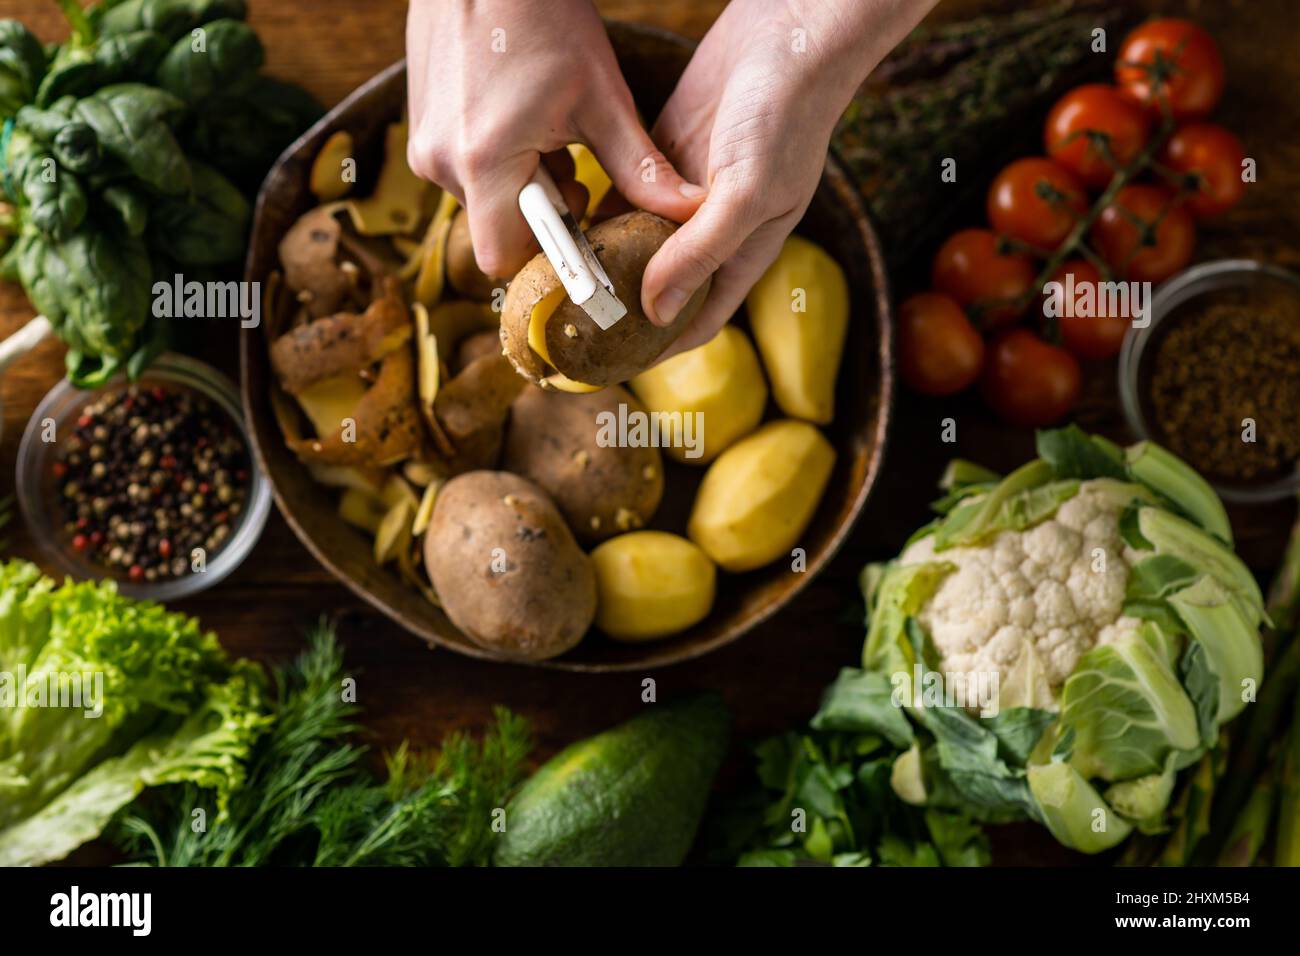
[240,21,894,671]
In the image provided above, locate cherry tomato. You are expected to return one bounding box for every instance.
[931,229,1036,327]
[1091,184,1196,282]
[1043,260,1130,359]
[1116,18,1224,122]
[898,292,985,396]
[1045,85,1151,188]
[1161,122,1246,218]
[981,329,1082,427]
[987,157,1088,249]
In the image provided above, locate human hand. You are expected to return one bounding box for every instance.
[405,0,704,279]
[644,0,937,355]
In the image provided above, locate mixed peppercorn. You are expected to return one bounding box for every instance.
[53,384,251,583]
[1150,292,1300,482]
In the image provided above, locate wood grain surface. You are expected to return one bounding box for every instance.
[1,0,1296,864]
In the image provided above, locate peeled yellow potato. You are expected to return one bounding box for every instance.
[630,326,767,464]
[591,531,716,641]
[688,419,835,572]
[745,235,848,424]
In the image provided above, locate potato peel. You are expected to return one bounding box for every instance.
[310,130,355,201]
[345,119,429,236]
[414,191,460,307]
[374,497,415,565]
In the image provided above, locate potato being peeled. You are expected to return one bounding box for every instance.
[591,532,716,642]
[424,471,595,661]
[500,211,709,390]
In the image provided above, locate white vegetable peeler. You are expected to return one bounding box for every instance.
[518,166,626,330]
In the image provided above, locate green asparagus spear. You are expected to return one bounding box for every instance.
[1276,695,1300,866]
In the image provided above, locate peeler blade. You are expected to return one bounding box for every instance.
[519,168,627,329]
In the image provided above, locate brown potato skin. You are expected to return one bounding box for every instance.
[446,209,502,302]
[454,329,504,374]
[270,279,409,394]
[433,353,526,473]
[287,347,424,467]
[503,385,663,543]
[500,211,710,388]
[425,471,595,660]
[278,206,351,318]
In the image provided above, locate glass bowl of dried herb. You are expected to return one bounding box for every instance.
[1120,258,1300,504]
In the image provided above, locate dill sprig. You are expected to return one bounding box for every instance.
[114,620,532,867]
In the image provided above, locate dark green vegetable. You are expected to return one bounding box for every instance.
[495,695,729,867]
[155,17,263,103]
[99,182,149,236]
[0,0,319,386]
[148,160,249,264]
[4,129,88,239]
[94,29,169,83]
[181,75,323,192]
[713,669,991,867]
[15,224,152,359]
[98,0,248,43]
[34,46,99,108]
[0,20,46,118]
[15,105,101,173]
[72,83,190,194]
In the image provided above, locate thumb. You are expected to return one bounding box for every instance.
[641,187,757,326]
[579,102,704,225]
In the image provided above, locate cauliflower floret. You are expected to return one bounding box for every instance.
[899,482,1142,698]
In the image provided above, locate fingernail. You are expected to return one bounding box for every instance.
[653,286,694,325]
[678,181,707,199]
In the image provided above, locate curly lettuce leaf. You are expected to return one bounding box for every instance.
[0,561,265,865]
[0,667,266,866]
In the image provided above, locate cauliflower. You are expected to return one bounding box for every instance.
[861,428,1266,854]
[900,483,1145,702]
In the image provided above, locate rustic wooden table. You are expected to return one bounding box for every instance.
[2,0,1296,863]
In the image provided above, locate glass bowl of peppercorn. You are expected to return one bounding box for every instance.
[1119,258,1300,504]
[16,353,273,601]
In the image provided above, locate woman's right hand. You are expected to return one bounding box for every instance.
[405,0,703,279]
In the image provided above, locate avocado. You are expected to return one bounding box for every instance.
[494,694,729,866]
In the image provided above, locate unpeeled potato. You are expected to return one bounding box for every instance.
[591,532,716,642]
[745,235,848,424]
[499,211,709,390]
[502,385,663,543]
[688,419,835,572]
[630,325,767,464]
[424,471,595,661]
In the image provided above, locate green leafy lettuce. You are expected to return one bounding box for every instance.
[0,560,266,866]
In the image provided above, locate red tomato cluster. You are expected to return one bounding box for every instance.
[898,18,1246,427]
